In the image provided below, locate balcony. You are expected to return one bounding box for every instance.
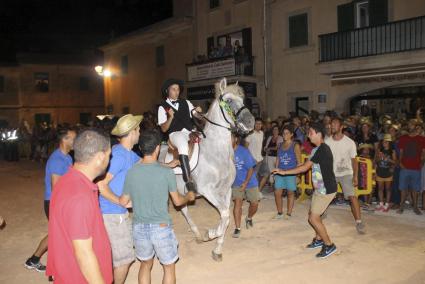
[186,55,254,82]
[319,15,425,62]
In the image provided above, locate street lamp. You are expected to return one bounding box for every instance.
[94,65,113,77]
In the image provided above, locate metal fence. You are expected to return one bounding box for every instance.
[319,15,425,62]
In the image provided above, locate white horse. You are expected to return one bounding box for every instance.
[164,78,255,261]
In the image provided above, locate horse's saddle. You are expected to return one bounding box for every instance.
[164,132,201,175]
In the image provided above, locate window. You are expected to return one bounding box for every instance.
[121,55,128,74]
[34,72,49,92]
[210,0,220,9]
[289,13,308,48]
[156,46,165,67]
[338,0,387,31]
[356,1,369,28]
[79,77,90,91]
[0,76,4,92]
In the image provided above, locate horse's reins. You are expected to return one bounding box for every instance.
[194,94,247,132]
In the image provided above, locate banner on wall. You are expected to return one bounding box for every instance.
[187,58,236,81]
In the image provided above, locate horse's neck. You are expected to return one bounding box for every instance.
[203,100,232,146]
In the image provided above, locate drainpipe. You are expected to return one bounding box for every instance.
[263,0,268,90]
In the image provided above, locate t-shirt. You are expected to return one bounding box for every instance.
[325,135,357,177]
[398,135,425,170]
[123,162,176,224]
[47,168,113,284]
[310,143,337,195]
[44,149,73,200]
[245,130,264,162]
[376,148,394,178]
[233,145,258,188]
[99,144,140,214]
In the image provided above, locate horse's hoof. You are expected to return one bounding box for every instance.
[211,251,223,262]
[195,235,203,244]
[202,230,211,242]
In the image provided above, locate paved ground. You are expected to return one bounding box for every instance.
[1,160,425,284]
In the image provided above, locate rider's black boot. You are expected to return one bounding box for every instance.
[179,154,197,193]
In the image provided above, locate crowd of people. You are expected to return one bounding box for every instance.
[243,110,425,216]
[4,78,424,281]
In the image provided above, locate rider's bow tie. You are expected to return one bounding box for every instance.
[170,100,178,105]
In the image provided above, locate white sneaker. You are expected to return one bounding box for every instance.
[272,213,284,220]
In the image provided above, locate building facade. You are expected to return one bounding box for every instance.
[101,15,194,116]
[269,0,425,118]
[101,0,425,119]
[0,53,104,127]
[100,0,268,117]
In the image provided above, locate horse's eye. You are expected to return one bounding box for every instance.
[226,99,232,104]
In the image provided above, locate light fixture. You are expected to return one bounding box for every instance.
[94,65,113,77]
[103,69,112,77]
[95,65,103,74]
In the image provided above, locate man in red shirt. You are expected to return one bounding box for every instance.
[47,129,113,283]
[398,119,425,215]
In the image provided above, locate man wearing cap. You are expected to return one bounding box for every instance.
[97,114,143,284]
[158,78,202,192]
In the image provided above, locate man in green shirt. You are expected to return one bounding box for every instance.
[120,130,195,284]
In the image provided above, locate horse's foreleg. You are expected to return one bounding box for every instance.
[181,206,202,243]
[211,209,230,261]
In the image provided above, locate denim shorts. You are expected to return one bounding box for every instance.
[399,169,421,192]
[133,223,179,265]
[274,175,297,191]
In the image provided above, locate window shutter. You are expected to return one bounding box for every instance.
[156,46,165,67]
[207,36,214,56]
[289,13,308,48]
[369,0,388,26]
[242,28,252,56]
[121,55,128,74]
[337,2,355,31]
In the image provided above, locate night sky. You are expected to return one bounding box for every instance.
[0,0,173,61]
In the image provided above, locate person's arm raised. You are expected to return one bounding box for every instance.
[160,109,174,133]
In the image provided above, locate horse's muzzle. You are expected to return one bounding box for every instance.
[236,109,255,134]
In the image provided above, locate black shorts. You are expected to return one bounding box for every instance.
[44,200,50,220]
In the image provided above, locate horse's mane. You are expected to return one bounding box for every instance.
[214,82,245,99]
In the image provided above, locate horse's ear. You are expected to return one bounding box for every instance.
[219,78,227,94]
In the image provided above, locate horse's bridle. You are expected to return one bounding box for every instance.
[197,94,247,132]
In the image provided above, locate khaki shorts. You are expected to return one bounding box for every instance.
[232,186,260,203]
[103,212,135,267]
[376,175,393,182]
[310,192,336,215]
[336,175,355,199]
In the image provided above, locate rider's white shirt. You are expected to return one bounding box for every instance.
[157,98,195,126]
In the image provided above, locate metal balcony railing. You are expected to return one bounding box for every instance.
[319,15,425,62]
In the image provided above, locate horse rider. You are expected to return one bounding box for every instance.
[158,78,203,192]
